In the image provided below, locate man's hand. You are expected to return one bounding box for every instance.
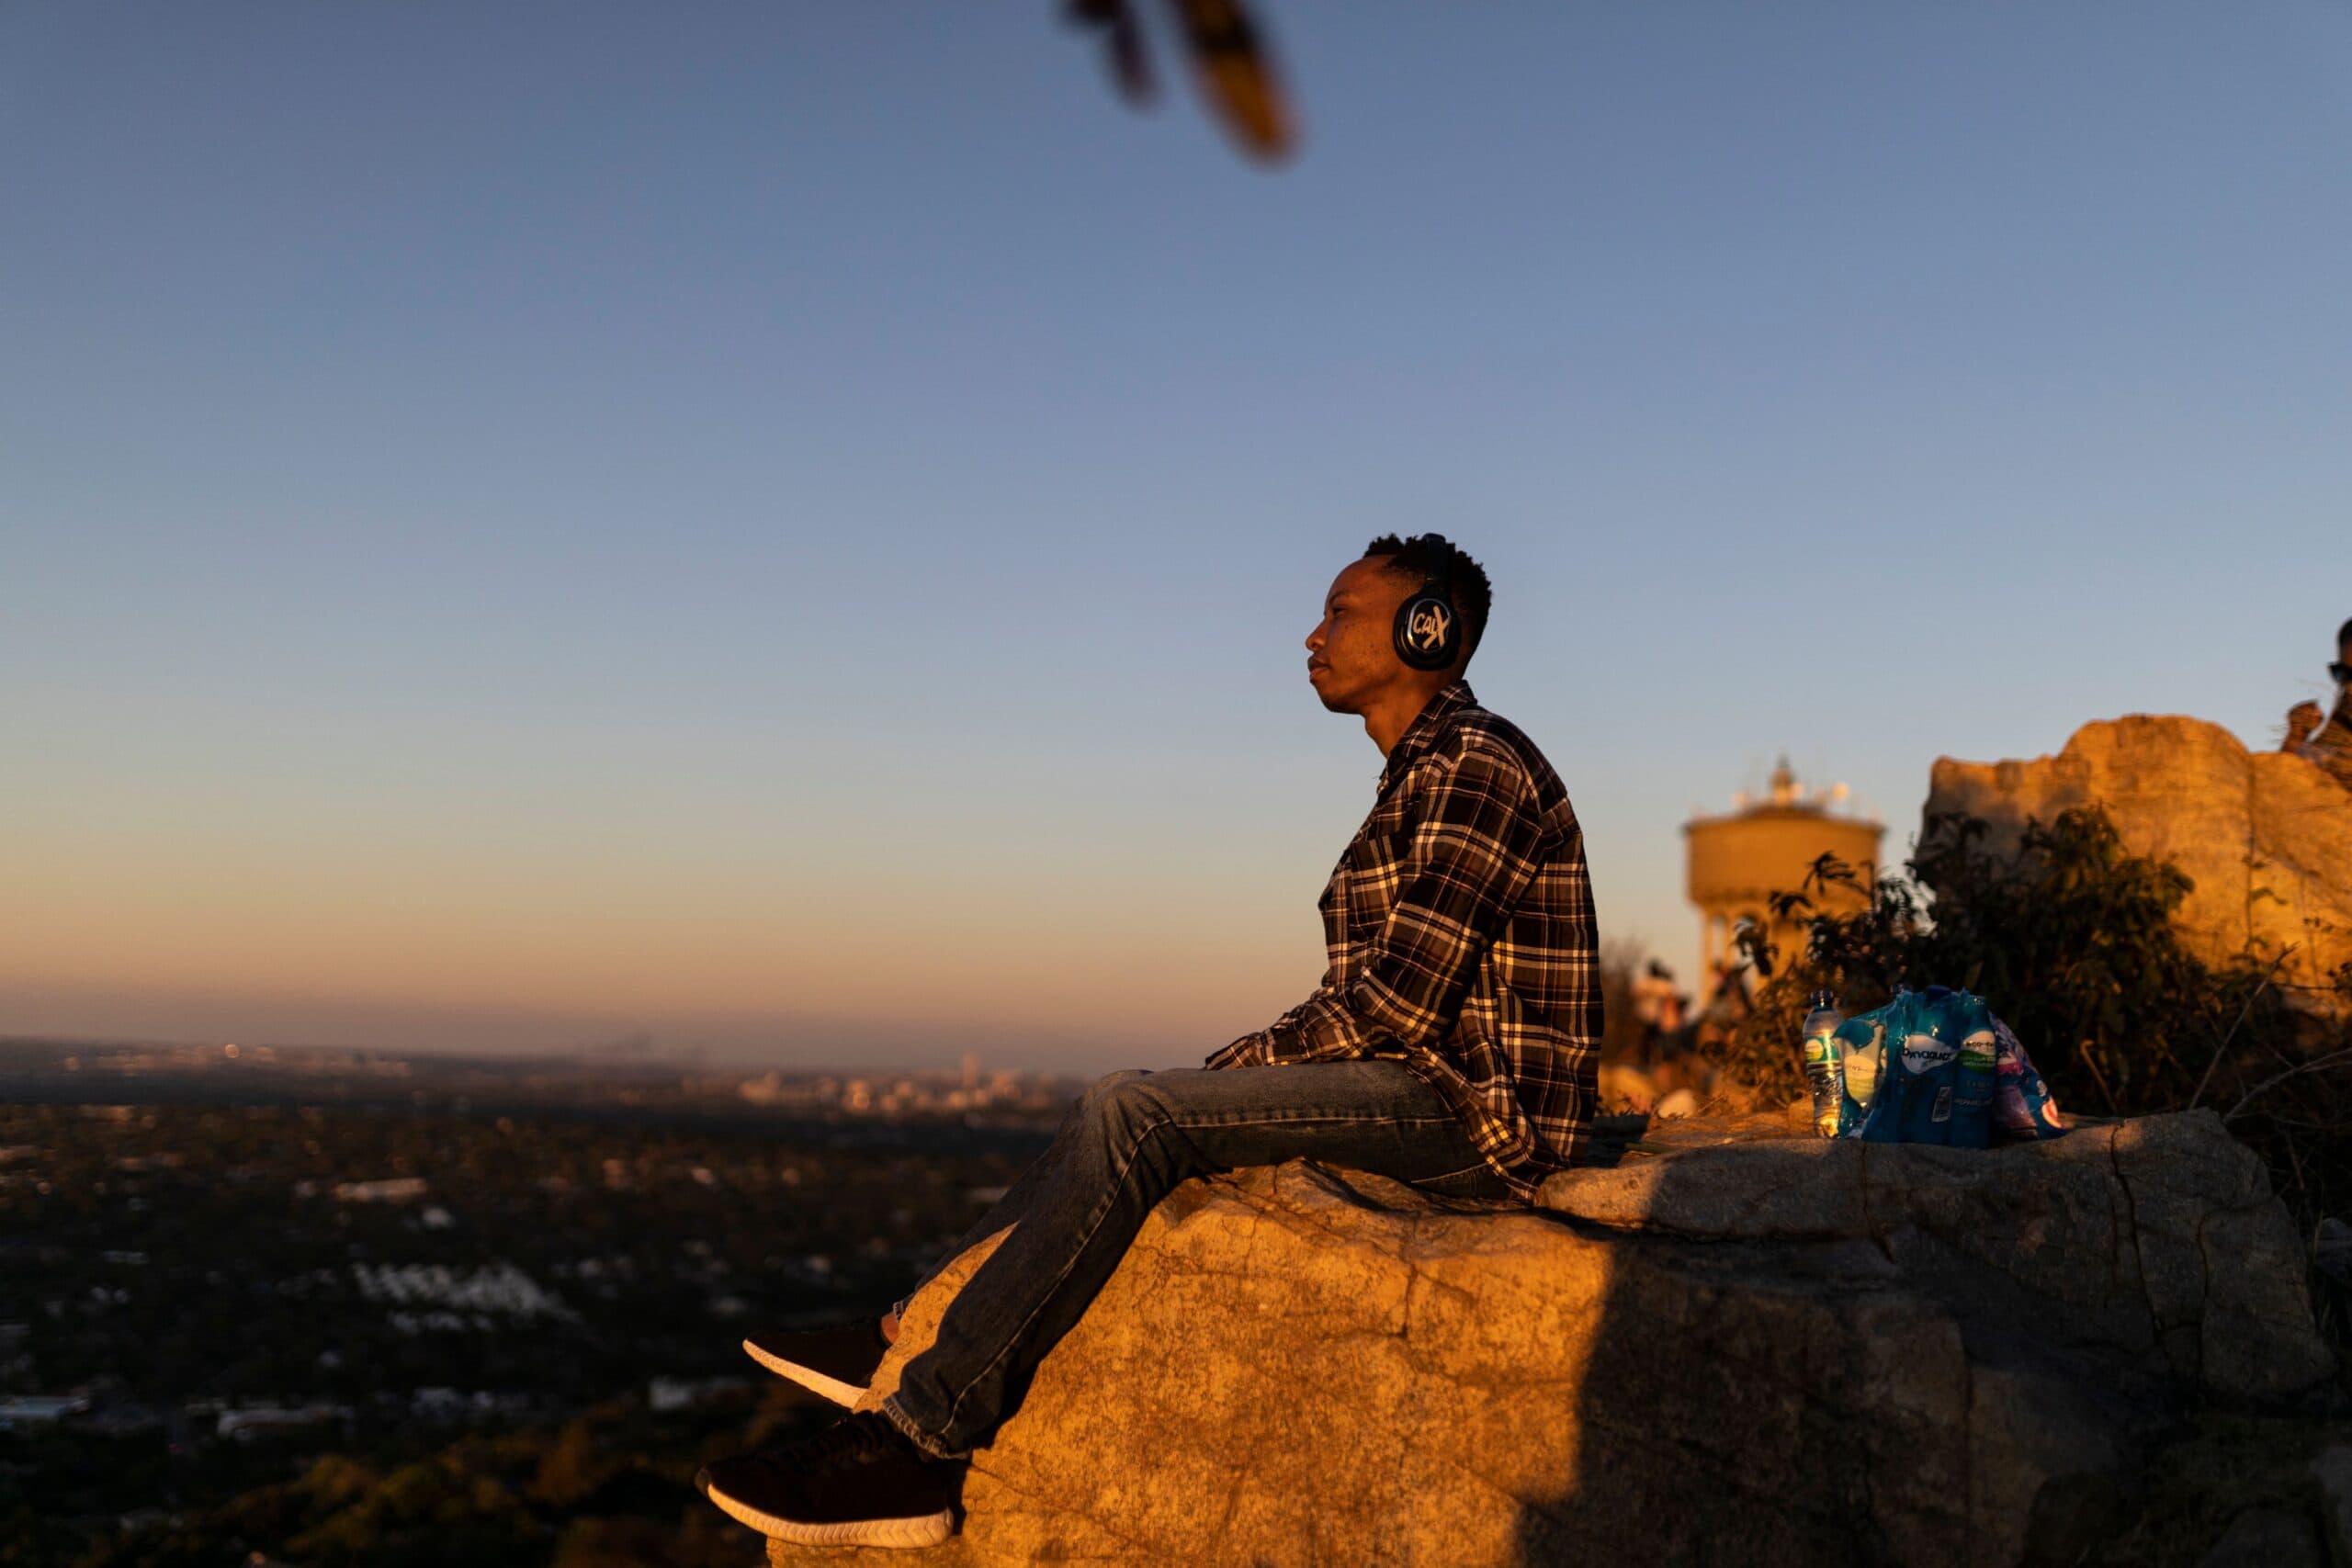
[2286,701,2324,747]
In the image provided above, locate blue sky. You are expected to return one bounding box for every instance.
[3,2,2346,1069]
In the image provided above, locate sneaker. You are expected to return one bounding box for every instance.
[695,1412,958,1548]
[741,1320,891,1407]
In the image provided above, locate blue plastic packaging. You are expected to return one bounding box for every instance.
[1990,1015,2067,1139]
[1833,986,2044,1146]
[1858,986,1996,1146]
[1859,989,1935,1144]
[1946,991,1996,1151]
[1830,1005,1892,1135]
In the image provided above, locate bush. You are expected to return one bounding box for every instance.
[1723,807,2261,1111]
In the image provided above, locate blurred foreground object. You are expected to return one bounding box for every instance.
[1065,0,1295,161]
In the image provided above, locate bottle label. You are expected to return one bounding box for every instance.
[1901,1033,1955,1075]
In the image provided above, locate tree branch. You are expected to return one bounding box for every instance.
[2188,948,2291,1111]
[2222,1048,2352,1125]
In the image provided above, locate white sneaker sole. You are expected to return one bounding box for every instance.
[703,1479,952,1549]
[741,1338,869,1408]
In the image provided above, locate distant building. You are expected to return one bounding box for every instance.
[214,1404,349,1441]
[1684,758,1883,984]
[0,1394,85,1430]
[334,1176,427,1203]
[649,1374,751,1413]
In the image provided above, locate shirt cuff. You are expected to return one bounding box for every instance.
[1204,1032,1273,1070]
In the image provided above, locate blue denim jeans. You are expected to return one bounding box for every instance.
[879,1061,1512,1458]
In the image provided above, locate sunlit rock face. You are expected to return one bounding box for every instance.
[1928,715,2352,1015]
[765,1111,2333,1568]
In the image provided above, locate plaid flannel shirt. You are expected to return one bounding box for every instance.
[1206,682,1601,1199]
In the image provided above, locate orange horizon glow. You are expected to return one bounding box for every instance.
[1,815,1327,1066]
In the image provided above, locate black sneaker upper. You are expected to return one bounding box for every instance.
[697,1412,958,1527]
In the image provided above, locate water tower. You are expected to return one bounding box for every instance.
[1684,758,1883,983]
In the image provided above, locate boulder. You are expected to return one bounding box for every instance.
[765,1111,2335,1568]
[2316,1444,2352,1566]
[1927,716,2352,1013]
[1544,1111,2332,1402]
[2200,1507,2328,1568]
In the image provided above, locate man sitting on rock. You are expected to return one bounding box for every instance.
[695,533,1602,1550]
[2281,616,2352,792]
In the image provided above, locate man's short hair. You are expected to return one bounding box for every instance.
[2338,616,2352,648]
[1363,533,1493,665]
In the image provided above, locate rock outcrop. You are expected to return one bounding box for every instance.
[766,1111,2335,1568]
[1927,716,2352,1012]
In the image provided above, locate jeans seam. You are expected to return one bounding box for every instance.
[928,1111,1174,1439]
[921,1108,1470,1442]
[877,1393,961,1461]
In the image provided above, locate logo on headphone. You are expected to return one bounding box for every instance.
[1406,599,1453,654]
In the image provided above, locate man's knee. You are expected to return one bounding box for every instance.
[1076,1069,1160,1132]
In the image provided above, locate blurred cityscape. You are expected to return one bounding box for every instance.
[0,1037,1077,1566]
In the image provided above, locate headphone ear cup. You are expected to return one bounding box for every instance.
[1393,592,1458,671]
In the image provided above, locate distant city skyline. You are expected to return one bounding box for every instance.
[4,4,2346,1070]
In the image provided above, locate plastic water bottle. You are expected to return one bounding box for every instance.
[1859,988,1919,1144]
[1832,1011,1885,1134]
[1801,989,1845,1137]
[1949,992,1996,1150]
[1868,986,1979,1146]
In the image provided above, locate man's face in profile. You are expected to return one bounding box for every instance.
[1306,557,1418,715]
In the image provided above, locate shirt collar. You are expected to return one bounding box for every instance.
[1378,680,1476,795]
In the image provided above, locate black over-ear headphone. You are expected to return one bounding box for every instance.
[1392,565,1461,671]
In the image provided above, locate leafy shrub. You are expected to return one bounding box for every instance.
[1722,807,2272,1111]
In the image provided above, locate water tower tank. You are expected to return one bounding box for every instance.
[1684,758,1883,981]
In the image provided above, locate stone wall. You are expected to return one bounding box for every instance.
[765,1111,2336,1567]
[1927,716,2352,1012]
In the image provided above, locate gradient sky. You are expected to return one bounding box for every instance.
[4,3,2346,1072]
